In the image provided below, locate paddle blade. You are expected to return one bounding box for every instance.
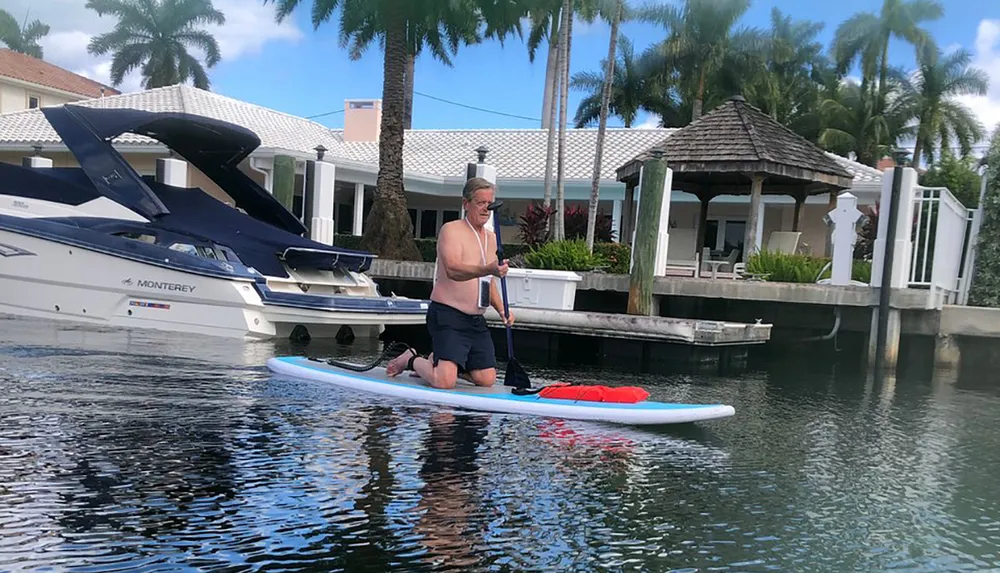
[504,358,532,390]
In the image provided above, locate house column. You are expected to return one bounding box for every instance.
[272,155,296,212]
[611,199,623,242]
[754,200,765,253]
[156,157,187,187]
[306,157,336,245]
[352,182,365,236]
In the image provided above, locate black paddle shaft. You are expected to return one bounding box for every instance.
[487,200,531,390]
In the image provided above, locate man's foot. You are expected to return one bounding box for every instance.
[386,347,418,377]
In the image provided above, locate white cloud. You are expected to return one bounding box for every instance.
[956,19,1000,139]
[13,0,301,93]
[634,115,661,129]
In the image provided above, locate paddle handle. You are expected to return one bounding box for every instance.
[493,211,515,360]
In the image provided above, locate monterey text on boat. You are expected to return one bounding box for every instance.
[0,104,428,339]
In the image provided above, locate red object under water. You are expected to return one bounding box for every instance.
[537,383,650,403]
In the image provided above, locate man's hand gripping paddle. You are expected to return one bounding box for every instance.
[487,200,532,391]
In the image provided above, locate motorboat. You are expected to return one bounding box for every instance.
[0,104,428,340]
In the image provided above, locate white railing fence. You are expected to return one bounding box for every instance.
[907,185,972,308]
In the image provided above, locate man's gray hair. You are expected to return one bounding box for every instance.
[463,177,494,201]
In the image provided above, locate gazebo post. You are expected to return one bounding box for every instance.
[695,192,712,276]
[792,190,805,232]
[619,179,636,245]
[744,174,766,262]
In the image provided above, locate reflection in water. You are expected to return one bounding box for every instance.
[0,315,999,571]
[414,412,489,571]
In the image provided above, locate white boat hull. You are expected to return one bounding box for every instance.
[0,229,425,340]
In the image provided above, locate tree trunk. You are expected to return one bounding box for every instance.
[911,113,927,170]
[540,18,559,130]
[361,7,421,261]
[692,65,705,121]
[542,6,561,222]
[878,34,890,114]
[554,0,572,242]
[628,155,668,315]
[585,1,621,252]
[404,52,415,129]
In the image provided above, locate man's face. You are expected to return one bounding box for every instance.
[464,187,495,227]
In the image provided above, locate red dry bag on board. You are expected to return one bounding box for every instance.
[536,383,650,404]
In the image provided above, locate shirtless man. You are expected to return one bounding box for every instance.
[385,177,513,389]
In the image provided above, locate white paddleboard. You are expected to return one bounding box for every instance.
[267,356,735,426]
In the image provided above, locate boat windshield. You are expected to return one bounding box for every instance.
[168,242,222,260]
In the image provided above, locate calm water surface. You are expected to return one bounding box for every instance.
[1,314,998,572]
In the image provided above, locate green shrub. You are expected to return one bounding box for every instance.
[593,242,631,274]
[524,239,608,271]
[747,249,873,284]
[852,259,872,283]
[746,250,829,283]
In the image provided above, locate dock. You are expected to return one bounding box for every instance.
[481,306,771,346]
[371,260,773,373]
[369,259,1000,373]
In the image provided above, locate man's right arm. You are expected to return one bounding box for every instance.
[439,225,491,282]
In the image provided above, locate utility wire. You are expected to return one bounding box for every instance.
[302,90,541,123]
[413,90,541,122]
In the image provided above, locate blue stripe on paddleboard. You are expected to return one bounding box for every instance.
[273,356,724,411]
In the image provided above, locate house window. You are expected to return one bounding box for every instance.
[704,218,746,258]
[419,210,438,239]
[27,94,40,109]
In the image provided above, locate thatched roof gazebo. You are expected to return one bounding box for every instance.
[616,95,854,263]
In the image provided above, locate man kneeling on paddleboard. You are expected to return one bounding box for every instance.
[386,177,514,389]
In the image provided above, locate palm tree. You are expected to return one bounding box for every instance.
[744,8,825,132]
[267,0,528,260]
[525,0,563,131]
[0,9,50,59]
[637,0,767,122]
[818,72,913,167]
[571,34,655,128]
[86,0,225,90]
[583,0,626,252]
[907,42,989,169]
[831,0,943,115]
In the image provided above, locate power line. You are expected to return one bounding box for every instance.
[413,90,541,122]
[302,90,541,123]
[305,109,344,119]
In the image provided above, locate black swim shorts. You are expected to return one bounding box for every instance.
[426,301,496,372]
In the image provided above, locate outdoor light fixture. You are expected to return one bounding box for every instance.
[314,145,327,161]
[476,145,489,163]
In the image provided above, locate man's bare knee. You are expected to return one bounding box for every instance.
[467,368,496,387]
[429,360,459,389]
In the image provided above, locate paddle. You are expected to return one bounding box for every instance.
[487,200,532,390]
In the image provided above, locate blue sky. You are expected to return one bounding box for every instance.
[20,0,1000,141]
[199,0,1000,134]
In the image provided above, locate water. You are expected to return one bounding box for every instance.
[1,315,998,572]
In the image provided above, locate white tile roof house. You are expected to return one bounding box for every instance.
[0,84,883,205]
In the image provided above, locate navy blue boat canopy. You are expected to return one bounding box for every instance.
[23,104,381,275]
[41,104,306,236]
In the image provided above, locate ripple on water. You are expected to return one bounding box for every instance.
[1,320,1000,571]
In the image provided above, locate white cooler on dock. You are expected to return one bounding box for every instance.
[504,268,582,310]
